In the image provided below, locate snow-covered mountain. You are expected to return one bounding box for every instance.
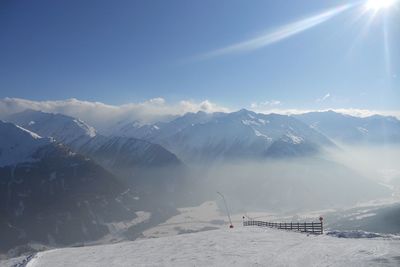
[6,227,400,267]
[114,111,221,140]
[0,121,52,167]
[6,109,96,149]
[295,111,400,143]
[113,109,334,161]
[0,121,145,254]
[6,110,182,173]
[114,120,166,140]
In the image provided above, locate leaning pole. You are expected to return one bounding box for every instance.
[217,191,234,228]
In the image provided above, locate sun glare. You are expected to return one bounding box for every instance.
[366,0,397,11]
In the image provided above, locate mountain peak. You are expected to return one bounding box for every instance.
[6,109,97,146]
[0,121,52,167]
[236,108,252,114]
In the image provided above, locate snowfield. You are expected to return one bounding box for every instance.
[13,227,400,267]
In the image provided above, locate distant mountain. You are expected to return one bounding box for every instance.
[6,109,96,150]
[114,111,221,141]
[0,121,52,167]
[0,121,140,253]
[113,120,166,140]
[6,110,182,174]
[295,111,400,143]
[113,109,335,161]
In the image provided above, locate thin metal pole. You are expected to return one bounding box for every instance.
[217,191,233,227]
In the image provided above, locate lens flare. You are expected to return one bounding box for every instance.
[366,0,397,11]
[197,4,351,60]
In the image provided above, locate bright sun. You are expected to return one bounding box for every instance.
[366,0,397,11]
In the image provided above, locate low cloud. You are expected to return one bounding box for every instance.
[0,97,229,131]
[250,100,282,109]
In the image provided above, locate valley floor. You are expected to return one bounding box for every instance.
[6,226,400,267]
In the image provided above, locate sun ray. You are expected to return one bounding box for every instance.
[383,15,392,77]
[345,0,398,76]
[195,4,352,60]
[346,9,380,56]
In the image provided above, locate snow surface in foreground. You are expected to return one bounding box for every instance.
[21,227,400,267]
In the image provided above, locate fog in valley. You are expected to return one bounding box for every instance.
[128,144,400,233]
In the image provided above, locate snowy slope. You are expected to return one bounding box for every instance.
[0,120,52,167]
[6,109,96,149]
[17,227,400,267]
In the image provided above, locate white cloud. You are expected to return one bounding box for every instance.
[148,97,166,105]
[0,97,229,132]
[316,93,331,102]
[196,4,351,60]
[250,100,282,109]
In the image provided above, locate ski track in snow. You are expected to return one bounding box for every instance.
[15,227,400,267]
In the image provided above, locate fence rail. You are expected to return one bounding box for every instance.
[243,220,323,235]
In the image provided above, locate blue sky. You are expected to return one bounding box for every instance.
[0,0,399,111]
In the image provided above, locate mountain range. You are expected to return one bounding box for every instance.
[1,108,398,256]
[113,109,400,161]
[113,109,336,161]
[6,109,181,175]
[295,111,400,144]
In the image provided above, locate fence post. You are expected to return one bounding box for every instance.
[312,222,314,233]
[304,222,307,233]
[319,217,324,234]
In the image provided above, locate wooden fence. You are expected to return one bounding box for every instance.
[243,220,323,235]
